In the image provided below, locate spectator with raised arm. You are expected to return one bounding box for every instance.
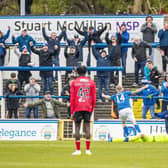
[24,76,40,119]
[119,23,129,77]
[105,29,122,86]
[24,91,66,118]
[30,42,54,95]
[0,26,10,66]
[141,15,157,61]
[12,29,36,54]
[92,40,114,102]
[132,36,152,87]
[14,44,33,88]
[42,23,66,81]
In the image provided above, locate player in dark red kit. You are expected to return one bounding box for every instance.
[70,65,96,156]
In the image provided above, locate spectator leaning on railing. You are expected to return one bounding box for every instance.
[24,76,41,119]
[24,91,66,119]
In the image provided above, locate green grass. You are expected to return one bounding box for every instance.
[0,141,167,168]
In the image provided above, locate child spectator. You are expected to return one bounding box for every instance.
[5,72,20,93]
[24,76,40,118]
[136,79,159,119]
[6,84,22,119]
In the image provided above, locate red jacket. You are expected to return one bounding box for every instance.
[70,76,96,115]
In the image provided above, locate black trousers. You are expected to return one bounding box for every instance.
[8,109,18,119]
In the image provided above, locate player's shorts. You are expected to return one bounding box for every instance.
[119,108,135,122]
[73,111,92,123]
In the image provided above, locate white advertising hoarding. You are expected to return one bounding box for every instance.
[0,120,58,140]
[93,120,166,141]
[0,15,164,43]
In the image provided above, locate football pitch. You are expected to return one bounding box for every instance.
[0,141,167,168]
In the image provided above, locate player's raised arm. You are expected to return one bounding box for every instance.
[102,93,111,100]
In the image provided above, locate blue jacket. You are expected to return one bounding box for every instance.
[161,81,168,101]
[12,35,36,53]
[0,29,10,55]
[121,30,129,52]
[158,29,168,47]
[137,84,159,105]
[92,46,113,77]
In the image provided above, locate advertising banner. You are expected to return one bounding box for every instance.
[0,15,164,43]
[0,120,58,141]
[93,120,166,141]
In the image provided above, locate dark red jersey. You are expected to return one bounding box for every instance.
[70,76,96,115]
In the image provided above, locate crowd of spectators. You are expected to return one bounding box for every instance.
[1,15,168,119]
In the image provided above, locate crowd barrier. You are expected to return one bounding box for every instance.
[0,66,124,119]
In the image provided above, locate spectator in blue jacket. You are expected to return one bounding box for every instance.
[42,23,66,81]
[144,59,151,81]
[92,40,114,102]
[161,74,168,112]
[158,23,168,74]
[0,26,10,66]
[12,29,36,54]
[118,23,129,77]
[136,79,159,119]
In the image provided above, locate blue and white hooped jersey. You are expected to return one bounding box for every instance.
[111,91,132,110]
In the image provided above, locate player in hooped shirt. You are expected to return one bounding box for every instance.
[102,85,147,141]
[70,65,96,155]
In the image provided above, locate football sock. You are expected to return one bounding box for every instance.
[86,139,91,150]
[123,126,129,137]
[75,141,80,150]
[134,124,141,133]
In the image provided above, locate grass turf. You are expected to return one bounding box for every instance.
[0,141,167,168]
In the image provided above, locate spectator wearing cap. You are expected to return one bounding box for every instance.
[118,23,129,77]
[136,78,159,119]
[24,76,40,118]
[132,36,152,87]
[5,72,20,94]
[158,22,168,74]
[42,23,66,81]
[105,30,122,86]
[12,29,36,54]
[147,60,161,109]
[65,30,87,63]
[0,26,10,66]
[141,16,157,62]
[91,40,114,102]
[24,91,66,118]
[64,41,79,82]
[14,44,33,88]
[30,42,54,95]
